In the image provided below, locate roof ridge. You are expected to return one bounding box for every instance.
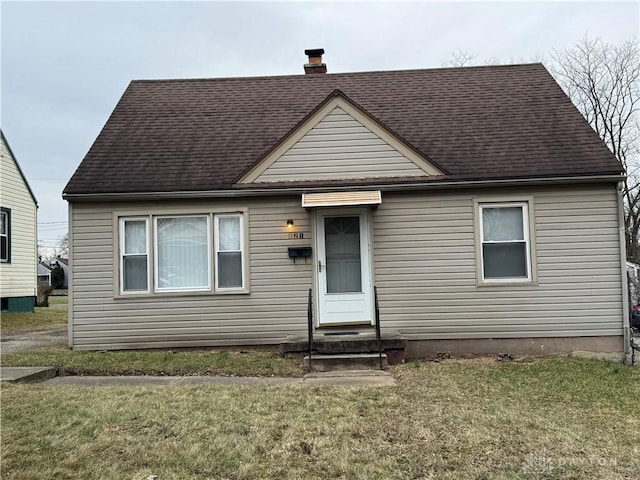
[131,62,546,84]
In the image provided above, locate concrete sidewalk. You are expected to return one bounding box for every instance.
[1,368,395,387]
[0,327,66,354]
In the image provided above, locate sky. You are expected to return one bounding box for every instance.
[1,0,639,255]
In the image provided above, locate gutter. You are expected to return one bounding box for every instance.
[63,174,625,202]
[617,181,632,363]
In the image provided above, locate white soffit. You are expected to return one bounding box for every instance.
[302,191,382,208]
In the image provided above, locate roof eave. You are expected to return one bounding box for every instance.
[63,173,626,202]
[1,130,39,207]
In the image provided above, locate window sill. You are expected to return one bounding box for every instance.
[114,289,250,300]
[477,280,538,288]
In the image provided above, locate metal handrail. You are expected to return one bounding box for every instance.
[374,286,383,370]
[307,288,313,372]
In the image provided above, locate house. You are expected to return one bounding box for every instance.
[64,49,630,359]
[0,130,38,312]
[37,263,52,287]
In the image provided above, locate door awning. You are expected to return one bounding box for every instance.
[301,191,382,208]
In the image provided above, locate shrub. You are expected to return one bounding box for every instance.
[50,264,64,289]
[37,285,54,307]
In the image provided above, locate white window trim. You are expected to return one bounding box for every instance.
[214,213,245,291]
[153,215,212,293]
[115,209,249,298]
[119,217,150,295]
[478,201,533,284]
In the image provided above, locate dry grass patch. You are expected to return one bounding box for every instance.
[2,357,639,479]
[1,296,67,334]
[1,346,305,377]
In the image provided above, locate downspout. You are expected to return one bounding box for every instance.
[617,182,631,363]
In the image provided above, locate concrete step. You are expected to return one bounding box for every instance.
[304,353,388,372]
[0,366,57,383]
[282,330,407,364]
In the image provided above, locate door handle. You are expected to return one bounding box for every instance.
[318,260,322,272]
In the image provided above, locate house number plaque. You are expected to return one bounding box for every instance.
[288,232,304,239]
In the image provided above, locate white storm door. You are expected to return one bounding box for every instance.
[316,210,373,325]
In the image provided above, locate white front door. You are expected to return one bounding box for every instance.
[316,209,373,325]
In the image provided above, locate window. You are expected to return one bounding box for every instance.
[215,214,244,290]
[155,216,210,291]
[0,208,10,263]
[479,202,531,282]
[120,218,149,293]
[118,212,246,295]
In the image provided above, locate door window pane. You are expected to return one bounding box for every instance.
[157,217,209,289]
[325,216,362,293]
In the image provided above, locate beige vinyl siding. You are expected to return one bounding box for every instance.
[372,185,623,340]
[0,138,37,298]
[70,184,623,350]
[70,197,313,350]
[253,107,429,182]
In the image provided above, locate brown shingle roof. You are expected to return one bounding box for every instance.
[64,63,623,196]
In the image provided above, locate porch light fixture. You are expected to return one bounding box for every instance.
[286,219,294,229]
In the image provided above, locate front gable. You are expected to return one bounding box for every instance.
[238,92,443,184]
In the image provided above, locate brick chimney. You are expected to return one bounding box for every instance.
[304,48,327,74]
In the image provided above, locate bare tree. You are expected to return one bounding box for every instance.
[551,36,640,261]
[57,232,69,258]
[442,38,640,260]
[442,49,477,67]
[37,240,48,263]
[443,51,545,67]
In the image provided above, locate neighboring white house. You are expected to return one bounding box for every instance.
[0,130,38,312]
[37,263,52,287]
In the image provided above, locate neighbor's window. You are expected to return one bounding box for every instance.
[480,203,531,281]
[120,218,149,293]
[215,214,244,289]
[1,208,11,263]
[155,216,210,291]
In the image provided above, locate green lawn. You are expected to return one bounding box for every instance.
[1,346,305,377]
[2,357,639,479]
[1,296,67,334]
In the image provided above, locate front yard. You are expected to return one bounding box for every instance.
[0,295,67,334]
[1,346,305,377]
[2,357,639,479]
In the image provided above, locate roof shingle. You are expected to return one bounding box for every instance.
[64,63,623,195]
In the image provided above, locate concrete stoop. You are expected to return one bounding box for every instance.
[283,330,407,371]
